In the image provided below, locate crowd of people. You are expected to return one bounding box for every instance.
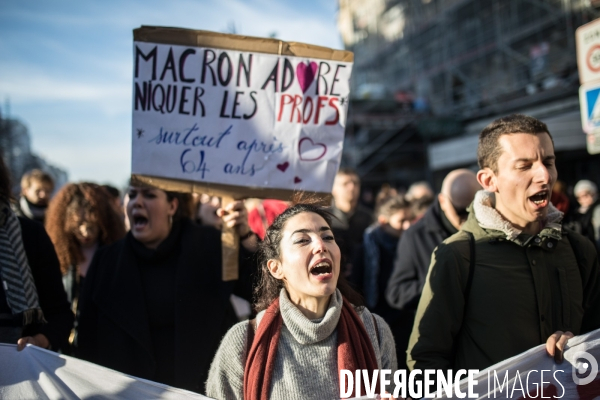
[0,113,599,398]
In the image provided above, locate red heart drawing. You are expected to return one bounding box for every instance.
[294,177,302,184]
[296,61,318,93]
[276,162,289,172]
[298,137,327,161]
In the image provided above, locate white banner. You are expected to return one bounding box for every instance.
[132,41,352,194]
[430,328,600,400]
[0,343,209,399]
[4,328,600,400]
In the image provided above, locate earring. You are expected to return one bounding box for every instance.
[169,215,173,225]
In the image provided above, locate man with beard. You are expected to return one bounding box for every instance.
[407,114,600,377]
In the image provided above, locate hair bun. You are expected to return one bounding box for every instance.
[290,191,331,207]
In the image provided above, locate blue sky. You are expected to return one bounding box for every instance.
[0,0,343,187]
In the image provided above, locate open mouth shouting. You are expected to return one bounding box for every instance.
[131,214,149,230]
[309,259,333,281]
[528,190,549,209]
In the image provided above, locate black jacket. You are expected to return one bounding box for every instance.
[330,203,373,277]
[12,197,46,224]
[330,203,374,247]
[77,219,256,393]
[385,199,456,312]
[0,217,74,349]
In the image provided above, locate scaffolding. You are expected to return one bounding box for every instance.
[338,0,600,187]
[346,0,600,117]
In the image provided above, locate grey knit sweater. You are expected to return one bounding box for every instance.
[205,289,397,400]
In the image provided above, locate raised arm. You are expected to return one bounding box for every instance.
[218,200,258,253]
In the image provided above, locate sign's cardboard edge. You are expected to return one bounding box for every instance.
[133,26,354,62]
[130,174,333,204]
[576,19,600,85]
[575,18,600,35]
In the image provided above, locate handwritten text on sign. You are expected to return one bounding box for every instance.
[131,42,352,193]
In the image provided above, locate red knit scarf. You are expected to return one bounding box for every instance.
[243,295,379,400]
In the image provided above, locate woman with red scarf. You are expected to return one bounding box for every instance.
[206,203,397,399]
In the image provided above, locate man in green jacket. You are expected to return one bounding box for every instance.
[407,114,600,374]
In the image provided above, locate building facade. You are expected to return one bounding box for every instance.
[339,0,600,191]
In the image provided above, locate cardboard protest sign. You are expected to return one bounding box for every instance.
[132,26,353,280]
[132,26,353,199]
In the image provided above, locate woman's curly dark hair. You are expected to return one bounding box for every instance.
[45,182,126,275]
[254,201,363,313]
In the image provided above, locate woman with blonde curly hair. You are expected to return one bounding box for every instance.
[45,183,125,313]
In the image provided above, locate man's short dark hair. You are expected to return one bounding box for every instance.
[377,195,410,218]
[336,167,360,180]
[335,167,360,184]
[478,114,553,171]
